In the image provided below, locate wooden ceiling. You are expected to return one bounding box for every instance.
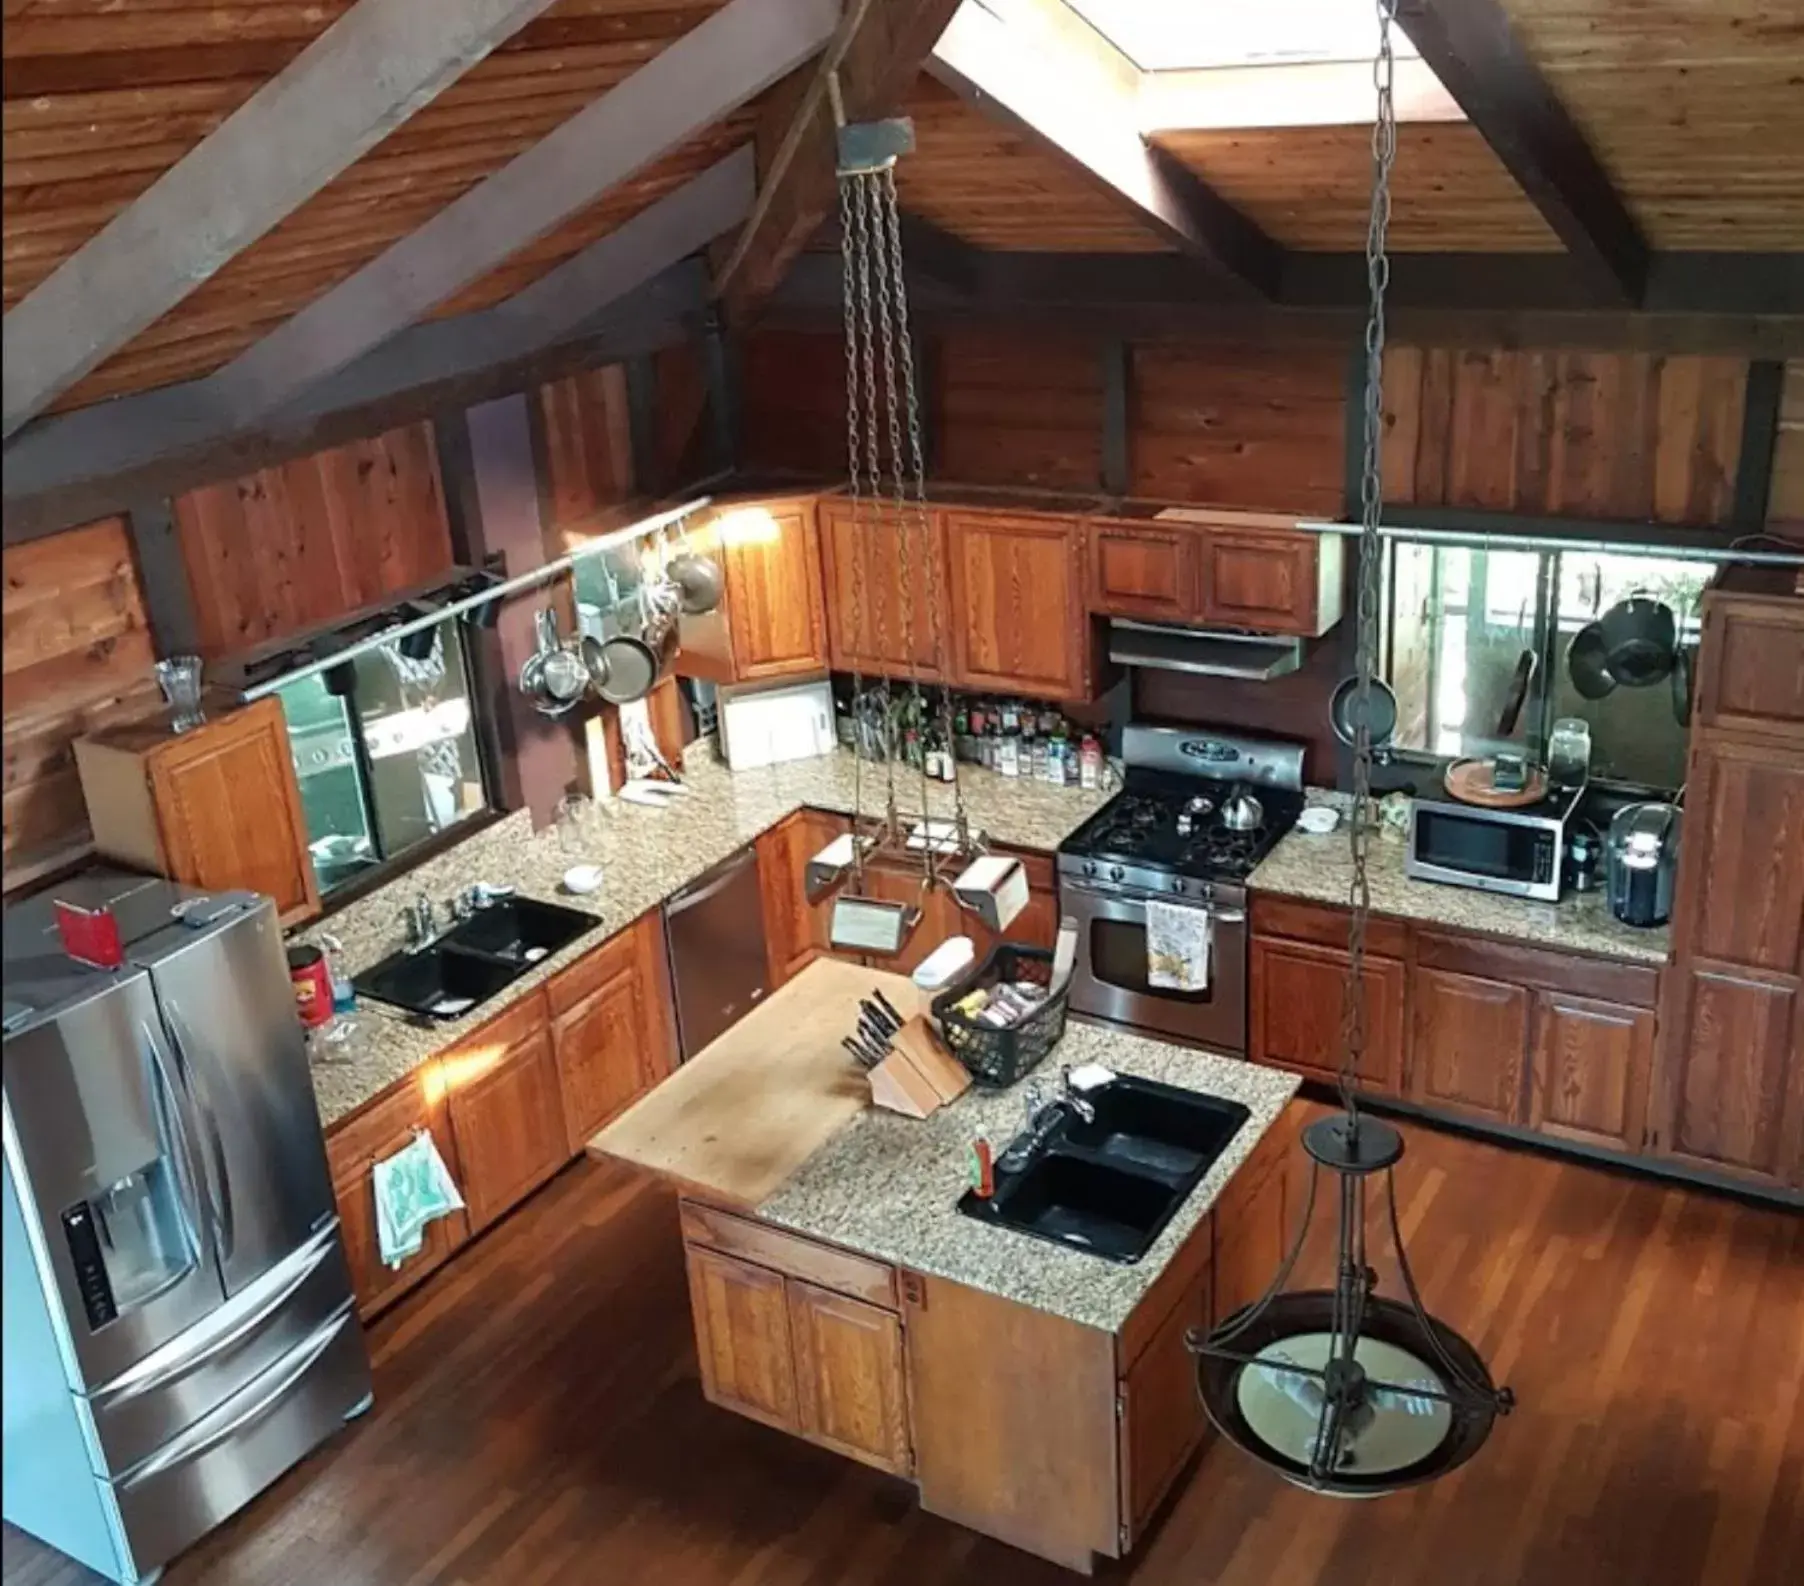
[1498,0,1804,249]
[2,0,1801,432]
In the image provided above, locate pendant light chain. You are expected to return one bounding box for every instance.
[1339,0,1400,1125]
[839,176,870,880]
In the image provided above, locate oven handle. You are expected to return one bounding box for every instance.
[1061,877,1248,922]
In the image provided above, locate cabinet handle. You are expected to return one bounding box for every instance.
[899,1270,926,1309]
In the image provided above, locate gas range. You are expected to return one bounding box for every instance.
[1056,726,1308,1053]
[1057,728,1307,900]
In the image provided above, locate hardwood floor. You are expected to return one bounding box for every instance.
[7,1115,1802,1586]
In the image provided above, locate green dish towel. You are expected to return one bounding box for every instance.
[371,1131,465,1269]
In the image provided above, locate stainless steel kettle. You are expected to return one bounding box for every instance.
[1605,802,1680,928]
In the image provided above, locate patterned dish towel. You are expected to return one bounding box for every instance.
[1146,899,1212,992]
[372,1130,465,1269]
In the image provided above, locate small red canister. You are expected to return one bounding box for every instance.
[286,944,332,1029]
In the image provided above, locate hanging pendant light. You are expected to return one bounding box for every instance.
[1187,0,1513,1497]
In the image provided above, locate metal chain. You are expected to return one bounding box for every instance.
[881,165,971,854]
[839,176,870,880]
[1339,0,1399,1125]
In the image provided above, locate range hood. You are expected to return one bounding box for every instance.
[1108,619,1303,682]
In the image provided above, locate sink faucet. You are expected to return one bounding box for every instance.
[402,894,437,950]
[998,1070,1096,1173]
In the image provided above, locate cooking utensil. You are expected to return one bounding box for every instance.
[666,551,725,615]
[1444,757,1548,808]
[871,988,906,1030]
[591,632,658,705]
[1329,675,1398,748]
[1598,593,1676,687]
[1220,789,1265,832]
[1495,649,1537,737]
[519,609,587,716]
[1671,644,1694,726]
[1566,623,1616,700]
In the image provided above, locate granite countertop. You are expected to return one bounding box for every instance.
[301,749,1109,1126]
[1248,791,1672,967]
[759,1024,1300,1334]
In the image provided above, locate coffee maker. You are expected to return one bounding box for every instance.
[1606,803,1681,927]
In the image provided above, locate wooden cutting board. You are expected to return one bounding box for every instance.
[587,957,925,1208]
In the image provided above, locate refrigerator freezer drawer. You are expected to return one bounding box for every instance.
[111,1302,369,1579]
[90,1225,355,1475]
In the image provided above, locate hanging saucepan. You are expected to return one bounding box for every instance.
[1566,622,1616,700]
[519,608,587,717]
[665,551,724,615]
[589,633,657,705]
[1329,675,1399,749]
[1597,593,1676,688]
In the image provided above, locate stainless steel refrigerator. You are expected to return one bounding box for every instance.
[2,872,369,1585]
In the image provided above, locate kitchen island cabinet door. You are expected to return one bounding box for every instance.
[1407,967,1530,1124]
[758,809,854,988]
[446,1016,569,1233]
[1527,991,1654,1154]
[1250,935,1405,1094]
[946,512,1091,700]
[686,1246,798,1433]
[1118,1259,1212,1546]
[787,1280,911,1475]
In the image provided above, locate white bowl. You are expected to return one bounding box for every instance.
[561,864,604,895]
[1297,806,1341,835]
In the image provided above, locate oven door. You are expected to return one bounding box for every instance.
[1062,881,1248,1052]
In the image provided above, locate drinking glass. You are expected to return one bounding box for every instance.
[556,794,595,856]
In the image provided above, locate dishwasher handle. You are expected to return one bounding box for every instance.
[667,846,760,916]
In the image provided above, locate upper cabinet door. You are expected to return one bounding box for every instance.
[722,504,829,680]
[1195,530,1340,636]
[946,512,1089,699]
[1087,522,1197,621]
[818,500,947,679]
[1695,589,1804,742]
[148,697,319,924]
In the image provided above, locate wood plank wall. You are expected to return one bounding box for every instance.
[1381,348,1748,524]
[935,329,1104,490]
[1770,360,1804,532]
[535,365,635,531]
[2,517,159,885]
[173,421,456,658]
[737,329,845,477]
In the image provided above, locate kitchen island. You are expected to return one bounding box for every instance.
[591,956,1301,1573]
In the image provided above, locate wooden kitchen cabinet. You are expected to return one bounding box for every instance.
[1250,934,1406,1093]
[686,1244,799,1432]
[757,808,854,988]
[1408,967,1531,1123]
[326,1063,469,1320]
[1693,566,1804,741]
[787,1279,911,1474]
[1117,1259,1211,1545]
[818,499,949,679]
[548,912,677,1153]
[75,694,320,925]
[858,857,967,977]
[946,511,1093,700]
[1528,991,1654,1153]
[677,501,828,684]
[1196,530,1341,636]
[443,994,570,1232]
[1087,520,1197,622]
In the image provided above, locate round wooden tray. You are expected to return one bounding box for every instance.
[1444,758,1548,808]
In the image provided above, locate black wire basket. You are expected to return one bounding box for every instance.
[930,943,1069,1088]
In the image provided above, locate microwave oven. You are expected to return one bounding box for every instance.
[1404,785,1584,902]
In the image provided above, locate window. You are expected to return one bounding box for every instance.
[1382,541,1716,791]
[276,617,491,896]
[1068,0,1422,71]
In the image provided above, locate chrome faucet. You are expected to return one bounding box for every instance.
[402,894,437,950]
[998,1069,1096,1172]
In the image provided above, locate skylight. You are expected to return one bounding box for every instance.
[1066,0,1421,72]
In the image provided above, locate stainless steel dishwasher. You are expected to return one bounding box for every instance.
[663,844,770,1059]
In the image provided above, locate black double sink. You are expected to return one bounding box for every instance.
[958,1074,1250,1263]
[354,896,601,1021]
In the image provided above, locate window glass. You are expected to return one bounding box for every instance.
[277,617,489,897]
[1384,541,1714,790]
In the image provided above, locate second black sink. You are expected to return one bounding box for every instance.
[355,943,525,1020]
[441,896,598,965]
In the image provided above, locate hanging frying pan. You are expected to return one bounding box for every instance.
[1329,675,1398,749]
[1566,623,1616,701]
[1495,649,1537,737]
[1597,593,1675,687]
[1671,645,1694,727]
[590,633,658,705]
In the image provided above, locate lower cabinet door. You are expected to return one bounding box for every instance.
[333,1157,465,1319]
[686,1246,798,1432]
[1118,1269,1211,1546]
[1527,991,1654,1153]
[1211,1156,1289,1328]
[1408,968,1530,1123]
[787,1278,911,1475]
[553,960,657,1152]
[447,1030,569,1232]
[1250,936,1406,1093]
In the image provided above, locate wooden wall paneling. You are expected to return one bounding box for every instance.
[1768,361,1804,533]
[171,420,456,657]
[2,515,159,879]
[1129,339,1347,516]
[934,328,1105,491]
[534,364,635,530]
[654,338,713,488]
[737,328,848,477]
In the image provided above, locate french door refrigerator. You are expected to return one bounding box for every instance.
[2,872,370,1585]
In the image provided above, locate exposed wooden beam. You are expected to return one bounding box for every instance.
[926,0,1280,297]
[1396,0,1648,304]
[716,0,966,323]
[208,0,837,424]
[3,266,706,546]
[0,0,560,438]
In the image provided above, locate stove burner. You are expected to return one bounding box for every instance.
[1061,774,1304,884]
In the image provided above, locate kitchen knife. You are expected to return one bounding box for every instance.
[871,988,906,1029]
